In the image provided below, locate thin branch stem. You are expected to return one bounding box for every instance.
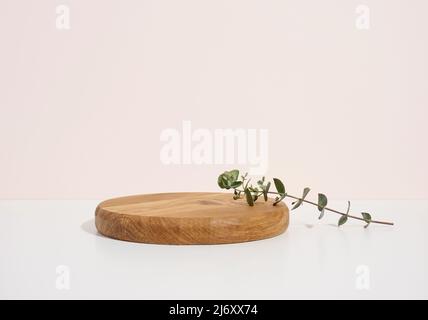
[235,189,394,226]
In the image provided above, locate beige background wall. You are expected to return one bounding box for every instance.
[1,0,427,199]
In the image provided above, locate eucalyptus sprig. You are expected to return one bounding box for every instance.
[217,169,394,228]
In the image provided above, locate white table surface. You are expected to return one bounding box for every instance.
[0,199,427,299]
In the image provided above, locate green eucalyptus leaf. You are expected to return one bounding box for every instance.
[338,215,348,226]
[273,178,286,195]
[230,181,243,188]
[361,212,372,228]
[318,209,325,220]
[229,169,239,182]
[361,212,372,221]
[217,170,240,189]
[273,194,286,206]
[292,187,311,210]
[244,178,251,190]
[244,188,254,206]
[217,175,227,189]
[249,186,259,192]
[292,200,302,210]
[302,187,311,199]
[224,173,233,188]
[338,203,350,226]
[317,193,328,211]
[346,201,351,215]
[263,181,271,201]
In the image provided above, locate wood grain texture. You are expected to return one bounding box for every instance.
[95,192,289,245]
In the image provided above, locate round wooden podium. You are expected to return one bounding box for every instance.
[95,192,289,245]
